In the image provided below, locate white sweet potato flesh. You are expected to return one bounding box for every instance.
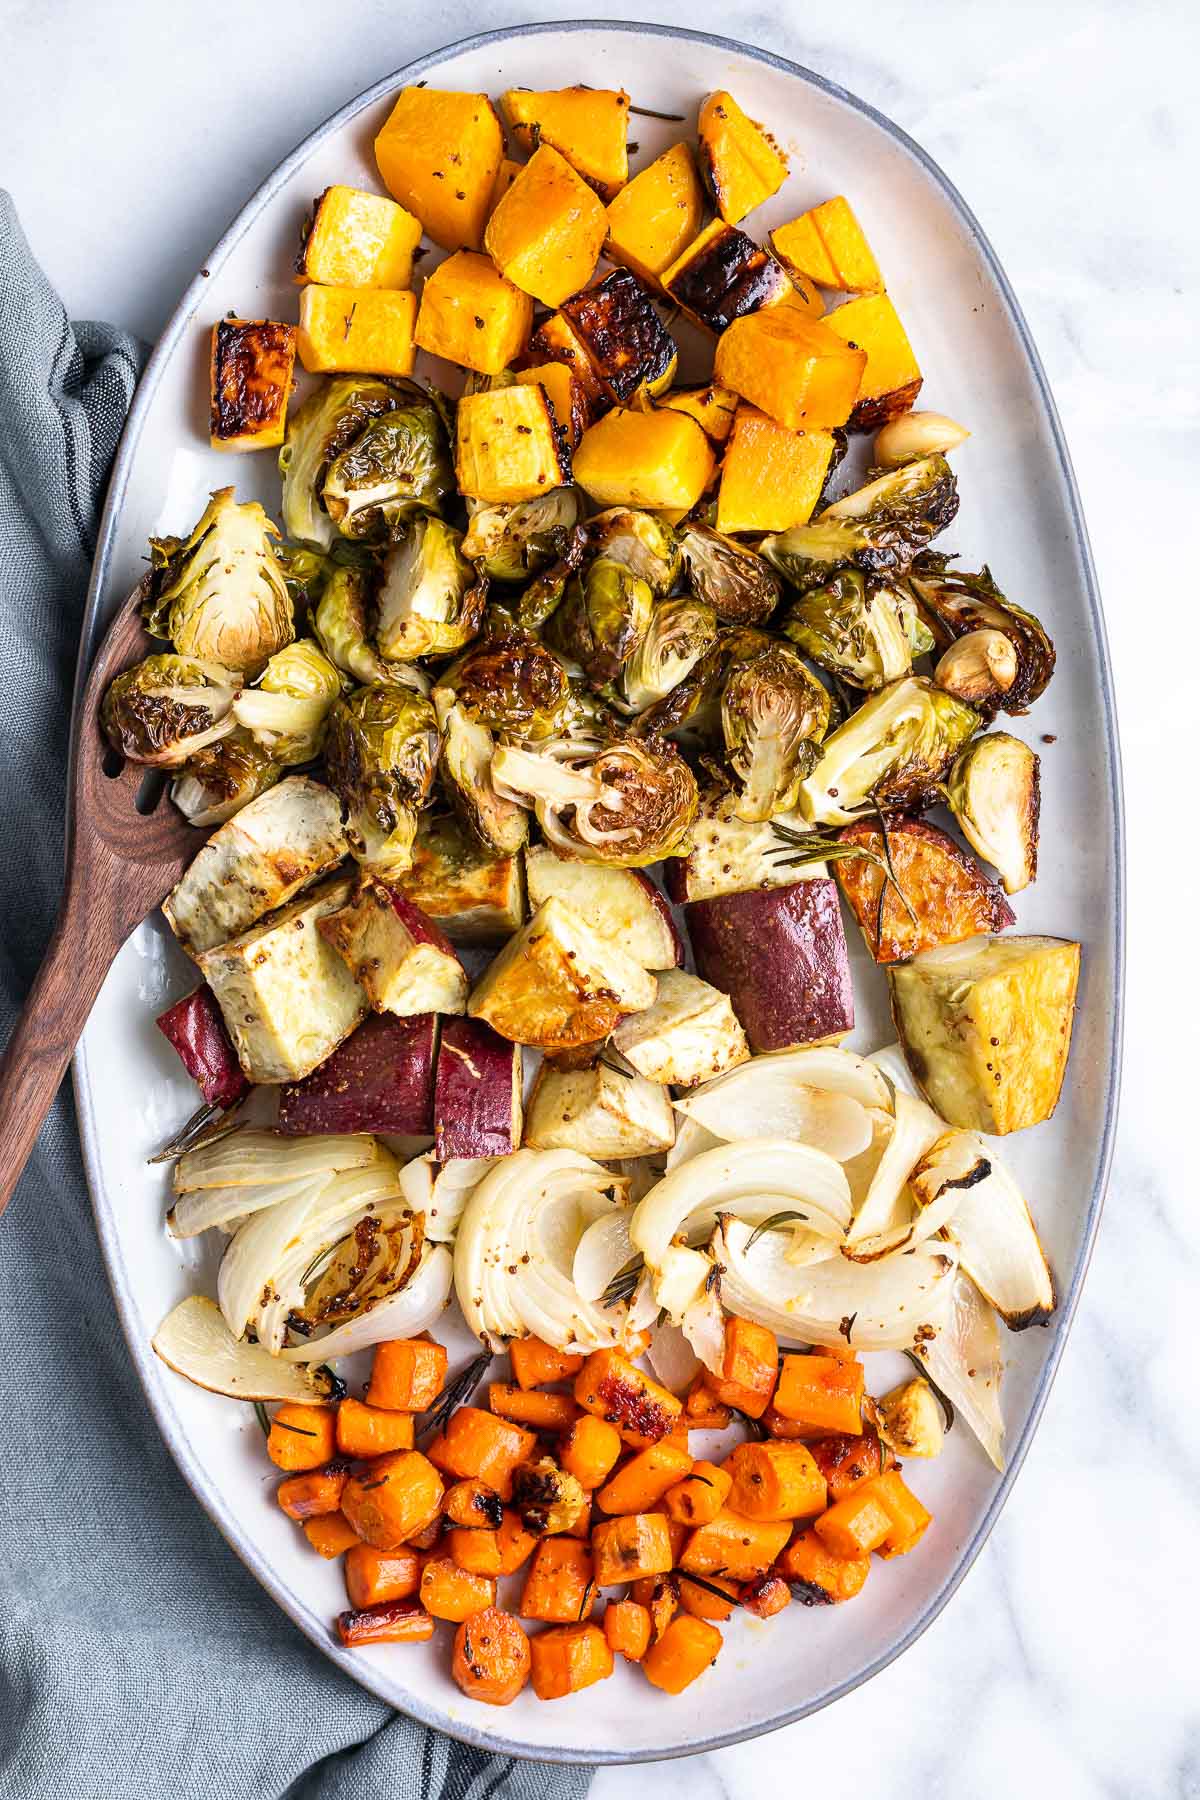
[888,934,1080,1135]
[523,1061,676,1157]
[435,1017,523,1158]
[664,801,823,904]
[524,846,682,969]
[318,878,468,1017]
[401,815,525,945]
[468,896,657,1050]
[610,968,749,1087]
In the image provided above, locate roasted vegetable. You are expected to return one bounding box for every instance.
[295,184,422,290]
[714,308,866,431]
[455,385,572,503]
[943,732,1041,894]
[433,692,530,857]
[373,87,504,253]
[799,676,980,825]
[209,318,295,452]
[697,90,788,224]
[824,292,922,430]
[145,489,294,673]
[725,1440,826,1521]
[762,455,960,592]
[431,1407,538,1499]
[102,654,240,768]
[310,566,423,692]
[467,895,656,1050]
[587,508,681,595]
[413,249,533,376]
[341,1448,444,1549]
[661,221,796,334]
[548,559,654,689]
[529,310,609,418]
[451,1607,531,1707]
[322,392,455,540]
[323,684,441,878]
[836,816,1015,962]
[233,639,342,765]
[664,788,824,903]
[619,596,719,713]
[502,85,630,201]
[493,738,698,867]
[561,270,678,405]
[660,383,740,445]
[934,630,1018,708]
[721,642,830,821]
[319,879,468,1017]
[461,488,584,584]
[524,1060,675,1157]
[642,1614,722,1696]
[374,518,486,661]
[155,986,249,1110]
[905,554,1055,714]
[277,1011,436,1136]
[875,1377,945,1459]
[889,933,1080,1134]
[610,967,749,1087]
[678,524,781,626]
[435,1015,523,1158]
[781,568,914,690]
[604,141,704,283]
[715,407,841,535]
[297,286,418,378]
[278,375,402,550]
[875,410,970,468]
[572,407,715,512]
[484,145,607,308]
[686,877,854,1052]
[442,624,572,741]
[524,845,682,968]
[401,811,525,944]
[172,730,281,825]
[770,196,883,294]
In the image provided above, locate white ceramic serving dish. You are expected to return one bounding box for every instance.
[71,21,1124,1764]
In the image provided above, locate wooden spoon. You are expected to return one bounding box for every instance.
[0,579,207,1216]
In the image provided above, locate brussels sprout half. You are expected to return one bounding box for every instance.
[171,730,282,826]
[145,489,294,675]
[278,376,400,550]
[101,653,241,768]
[781,568,913,691]
[905,553,1055,714]
[618,596,719,715]
[444,625,574,743]
[310,566,430,696]
[548,558,654,690]
[943,732,1041,894]
[376,517,487,662]
[322,396,454,541]
[232,639,343,766]
[586,508,682,595]
[678,523,782,626]
[461,488,585,584]
[432,688,530,857]
[760,454,960,594]
[721,642,831,822]
[799,675,980,825]
[323,684,440,879]
[493,737,698,868]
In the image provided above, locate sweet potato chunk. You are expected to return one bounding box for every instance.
[468,897,656,1052]
[374,87,503,252]
[209,319,295,451]
[605,142,704,284]
[503,86,631,201]
[414,250,533,375]
[836,817,1015,964]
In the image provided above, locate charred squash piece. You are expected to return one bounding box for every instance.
[605,142,705,285]
[374,88,504,253]
[804,1431,886,1501]
[561,270,678,404]
[824,293,922,430]
[502,87,631,202]
[836,817,1015,964]
[295,186,422,290]
[414,250,533,375]
[485,145,607,308]
[529,311,609,417]
[716,406,840,534]
[209,319,295,451]
[661,221,796,334]
[514,362,594,449]
[697,91,788,224]
[296,286,416,378]
[771,197,884,294]
[714,307,866,431]
[455,386,572,504]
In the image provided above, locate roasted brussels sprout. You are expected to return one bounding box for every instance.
[233,639,343,765]
[781,569,913,690]
[547,559,654,689]
[633,625,774,741]
[587,508,682,595]
[433,688,530,856]
[275,541,332,609]
[905,553,1055,713]
[799,675,980,825]
[943,731,1040,894]
[618,596,719,714]
[310,565,430,696]
[171,730,281,826]
[323,684,440,877]
[460,488,585,583]
[677,523,782,626]
[101,654,240,767]
[145,490,294,674]
[492,736,698,867]
[760,455,960,593]
[514,525,589,632]
[279,376,400,550]
[443,624,573,742]
[375,517,487,661]
[721,642,831,821]
[322,395,454,540]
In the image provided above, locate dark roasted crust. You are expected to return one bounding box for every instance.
[663,224,792,333]
[847,377,924,434]
[561,270,676,403]
[836,816,1016,964]
[209,318,295,444]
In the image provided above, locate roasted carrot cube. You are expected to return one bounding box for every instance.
[427,1407,537,1501]
[631,1572,678,1641]
[740,1571,791,1619]
[209,319,295,452]
[374,87,504,253]
[296,185,422,290]
[642,1614,722,1695]
[413,250,533,376]
[267,1403,336,1472]
[419,1553,497,1623]
[276,1463,349,1521]
[665,1517,688,1566]
[824,292,922,430]
[591,1512,673,1587]
[604,1598,652,1663]
[336,1399,415,1460]
[683,1372,732,1430]
[664,1460,733,1527]
[812,1484,893,1558]
[574,1349,683,1448]
[596,1440,692,1516]
[716,406,839,534]
[529,1622,614,1700]
[344,1543,421,1610]
[780,1527,871,1603]
[444,1478,505,1530]
[560,1414,622,1490]
[452,1606,531,1707]
[723,1441,827,1522]
[805,1431,885,1501]
[678,1572,738,1622]
[487,1382,579,1433]
[495,1509,540,1575]
[340,1451,443,1550]
[679,1509,790,1581]
[336,1598,435,1647]
[445,1527,503,1579]
[296,286,417,378]
[367,1338,448,1412]
[712,1316,778,1419]
[509,1336,584,1391]
[519,1536,596,1623]
[302,1513,361,1558]
[871,1470,932,1557]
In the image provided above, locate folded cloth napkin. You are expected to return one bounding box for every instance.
[0,191,593,1800]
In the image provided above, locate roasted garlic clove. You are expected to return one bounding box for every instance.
[934,629,1018,706]
[874,410,970,468]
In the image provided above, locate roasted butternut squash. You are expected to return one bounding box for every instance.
[812,1483,894,1558]
[573,407,714,511]
[697,91,788,224]
[716,405,839,533]
[209,319,295,452]
[642,1614,722,1694]
[660,383,739,445]
[591,1511,674,1586]
[824,292,922,429]
[276,1464,349,1521]
[374,87,504,252]
[453,1606,531,1706]
[302,1513,361,1558]
[573,1349,683,1448]
[529,310,609,416]
[663,1460,733,1527]
[773,1352,865,1436]
[340,1451,444,1549]
[489,157,522,214]
[368,1338,448,1412]
[780,1527,871,1603]
[723,1441,827,1522]
[455,385,572,504]
[604,1598,652,1662]
[344,1543,421,1609]
[714,307,866,430]
[605,142,705,285]
[414,250,533,375]
[427,1405,537,1500]
[595,1439,693,1515]
[771,197,883,294]
[267,1403,336,1472]
[560,1413,623,1491]
[519,1536,597,1623]
[678,1508,790,1581]
[530,1621,615,1700]
[502,87,631,202]
[419,1553,497,1622]
[561,270,678,404]
[661,220,796,334]
[335,1398,415,1460]
[296,186,423,289]
[337,1598,435,1647]
[296,285,417,377]
[513,363,593,449]
[485,145,607,308]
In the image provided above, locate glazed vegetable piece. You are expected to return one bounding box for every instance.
[144,489,294,673]
[413,251,533,376]
[519,1537,597,1622]
[586,508,681,594]
[319,879,468,1017]
[761,456,960,593]
[663,1461,733,1528]
[721,642,830,822]
[610,968,749,1089]
[524,847,681,970]
[276,1463,350,1521]
[604,141,705,284]
[373,519,486,662]
[524,1060,676,1158]
[619,597,719,714]
[419,1554,497,1623]
[678,524,782,627]
[277,1010,437,1137]
[493,739,698,868]
[706,1315,779,1419]
[714,307,866,431]
[604,1599,652,1663]
[336,1598,436,1647]
[452,1607,532,1706]
[434,1015,523,1159]
[632,1571,679,1643]
[548,559,654,689]
[798,677,980,826]
[591,1513,674,1586]
[723,1441,827,1521]
[642,1614,722,1694]
[434,699,530,864]
[468,895,657,1050]
[267,1403,336,1472]
[595,1440,693,1516]
[303,1514,361,1558]
[865,1470,933,1556]
[677,1573,739,1622]
[296,185,422,290]
[502,86,630,200]
[770,196,883,293]
[367,1338,448,1412]
[279,377,403,551]
[574,1349,683,1448]
[683,1374,732,1431]
[824,293,923,429]
[812,1484,894,1558]
[660,382,740,445]
[686,878,854,1053]
[171,729,282,827]
[560,1414,623,1492]
[835,816,1015,963]
[561,270,679,406]
[231,640,341,767]
[781,569,914,690]
[102,654,240,769]
[461,488,585,584]
[513,364,594,451]
[572,408,715,512]
[488,1385,579,1435]
[942,732,1041,894]
[905,554,1055,714]
[340,1450,444,1549]
[323,684,440,880]
[209,318,296,452]
[335,1399,415,1459]
[697,90,788,223]
[485,145,607,308]
[400,813,525,945]
[716,407,841,535]
[661,221,797,334]
[456,386,572,504]
[442,623,572,742]
[297,286,417,379]
[344,1543,421,1608]
[373,87,504,253]
[444,1479,505,1530]
[323,392,455,540]
[530,1623,615,1701]
[155,987,249,1109]
[779,1528,871,1604]
[429,1407,537,1501]
[509,1335,583,1390]
[934,630,1019,708]
[804,1431,886,1499]
[774,1353,865,1435]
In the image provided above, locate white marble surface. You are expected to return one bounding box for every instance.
[2,0,1197,1793]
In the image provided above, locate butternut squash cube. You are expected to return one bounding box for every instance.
[209,319,295,451]
[489,157,522,214]
[573,408,715,512]
[561,270,678,404]
[514,362,593,449]
[296,286,416,377]
[714,307,866,430]
[661,220,797,334]
[772,197,883,294]
[414,250,532,376]
[605,142,704,284]
[295,186,422,290]
[660,384,739,445]
[697,91,788,224]
[502,86,631,203]
[455,386,571,503]
[373,87,503,253]
[529,311,608,416]
[824,292,922,429]
[716,406,838,533]
[485,145,607,308]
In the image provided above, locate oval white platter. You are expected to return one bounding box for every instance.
[71,20,1124,1765]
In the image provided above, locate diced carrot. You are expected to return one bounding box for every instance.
[740,1571,791,1619]
[679,1509,790,1580]
[773,1353,864,1436]
[267,1403,336,1472]
[419,1553,497,1622]
[336,1398,415,1459]
[276,1463,349,1521]
[806,1431,886,1499]
[723,1441,827,1521]
[453,1606,531,1706]
[761,1404,810,1439]
[406,1514,442,1552]
[560,1414,622,1489]
[344,1543,421,1610]
[426,1406,536,1500]
[595,1439,692,1515]
[591,1511,674,1586]
[812,1485,893,1558]
[683,1372,732,1429]
[574,1349,683,1448]
[367,1338,448,1412]
[677,1572,738,1621]
[302,1513,361,1558]
[336,1599,435,1647]
[631,1572,678,1641]
[870,1470,932,1557]
[497,1509,540,1573]
[780,1526,871,1602]
[444,1478,505,1530]
[530,1622,614,1700]
[604,1598,652,1663]
[445,1525,503,1577]
[510,1336,584,1390]
[340,1451,444,1549]
[703,1317,778,1419]
[642,1615,722,1694]
[488,1382,579,1432]
[519,1537,596,1623]
[663,1460,732,1527]
[665,1517,688,1565]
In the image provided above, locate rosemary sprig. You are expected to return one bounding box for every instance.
[678,1571,741,1608]
[253,1401,271,1437]
[148,1103,245,1166]
[301,1233,351,1291]
[418,1347,493,1442]
[270,1418,318,1438]
[744,1209,810,1252]
[905,1350,956,1433]
[599,1255,645,1308]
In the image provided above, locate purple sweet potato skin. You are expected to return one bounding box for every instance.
[631,871,685,968]
[685,878,854,1052]
[156,987,249,1109]
[435,1017,522,1159]
[278,1012,437,1135]
[384,886,460,959]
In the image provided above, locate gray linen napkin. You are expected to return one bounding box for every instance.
[0,191,593,1800]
